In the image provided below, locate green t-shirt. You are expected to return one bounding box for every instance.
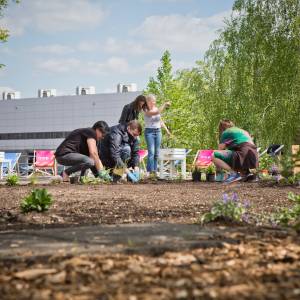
[220,127,252,150]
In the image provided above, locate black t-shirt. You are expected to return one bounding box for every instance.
[55,128,97,157]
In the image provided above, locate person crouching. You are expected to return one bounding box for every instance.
[99,120,142,182]
[212,119,258,183]
[55,121,111,182]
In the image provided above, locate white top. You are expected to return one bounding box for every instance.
[144,113,161,129]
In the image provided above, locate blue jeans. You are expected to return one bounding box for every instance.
[145,128,162,172]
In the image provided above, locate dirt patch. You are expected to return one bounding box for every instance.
[0,182,299,230]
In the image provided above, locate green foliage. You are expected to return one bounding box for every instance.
[6,174,19,186]
[146,0,300,152]
[259,155,274,171]
[205,164,216,174]
[201,193,249,224]
[0,0,20,67]
[80,176,102,185]
[273,192,300,227]
[29,175,38,185]
[21,188,53,213]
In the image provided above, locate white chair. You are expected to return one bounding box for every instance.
[0,152,11,180]
[159,148,187,180]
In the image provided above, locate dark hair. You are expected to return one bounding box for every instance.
[127,120,142,135]
[132,95,146,111]
[92,121,110,135]
[218,119,234,136]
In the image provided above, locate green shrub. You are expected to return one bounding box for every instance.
[273,192,300,227]
[21,188,53,213]
[200,193,249,224]
[6,174,19,186]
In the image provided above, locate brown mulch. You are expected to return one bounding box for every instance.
[0,228,300,300]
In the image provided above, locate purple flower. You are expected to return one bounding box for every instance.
[242,213,250,223]
[232,192,238,202]
[243,200,251,209]
[222,193,229,204]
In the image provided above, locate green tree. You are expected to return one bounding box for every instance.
[0,0,19,67]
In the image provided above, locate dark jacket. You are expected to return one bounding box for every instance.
[119,102,139,124]
[99,124,139,169]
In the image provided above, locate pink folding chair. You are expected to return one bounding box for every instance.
[193,150,214,169]
[31,150,57,176]
[138,149,148,171]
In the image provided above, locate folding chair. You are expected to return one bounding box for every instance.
[138,149,148,172]
[192,149,214,169]
[29,150,57,177]
[0,152,5,180]
[2,152,21,176]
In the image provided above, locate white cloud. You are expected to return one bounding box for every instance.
[37,58,81,73]
[31,44,74,55]
[36,57,129,75]
[134,11,230,53]
[104,38,150,55]
[0,0,106,35]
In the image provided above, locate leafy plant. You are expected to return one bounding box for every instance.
[29,174,38,185]
[6,174,19,186]
[205,164,216,174]
[258,155,274,172]
[80,176,101,185]
[273,192,300,227]
[200,193,250,224]
[21,188,53,213]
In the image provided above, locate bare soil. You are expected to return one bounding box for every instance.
[0,181,298,230]
[0,182,300,300]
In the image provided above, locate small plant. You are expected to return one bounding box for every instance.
[80,176,101,185]
[258,155,274,172]
[205,164,216,174]
[6,174,19,186]
[29,174,38,185]
[273,192,300,227]
[21,188,53,213]
[50,178,62,185]
[200,193,250,224]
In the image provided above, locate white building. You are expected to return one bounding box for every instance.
[0,91,140,153]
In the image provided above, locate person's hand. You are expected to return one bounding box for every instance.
[164,101,171,108]
[98,170,112,182]
[127,172,138,183]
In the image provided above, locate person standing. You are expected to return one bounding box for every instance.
[55,121,111,182]
[99,120,142,182]
[144,94,171,176]
[212,119,258,183]
[119,95,147,124]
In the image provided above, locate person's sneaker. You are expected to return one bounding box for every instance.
[224,173,242,184]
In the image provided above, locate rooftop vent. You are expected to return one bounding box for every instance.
[2,91,21,100]
[38,89,57,98]
[117,83,137,93]
[76,86,96,96]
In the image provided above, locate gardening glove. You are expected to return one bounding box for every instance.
[98,170,112,182]
[127,172,138,183]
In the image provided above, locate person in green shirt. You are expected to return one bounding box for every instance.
[212,119,258,183]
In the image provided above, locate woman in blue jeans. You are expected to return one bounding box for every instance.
[144,94,171,175]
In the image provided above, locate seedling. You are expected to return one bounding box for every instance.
[6,174,19,186]
[21,188,53,213]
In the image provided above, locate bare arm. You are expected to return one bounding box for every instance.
[87,138,103,171]
[144,101,171,117]
[218,143,226,150]
[161,119,171,136]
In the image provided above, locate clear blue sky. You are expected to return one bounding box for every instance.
[0,0,235,98]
